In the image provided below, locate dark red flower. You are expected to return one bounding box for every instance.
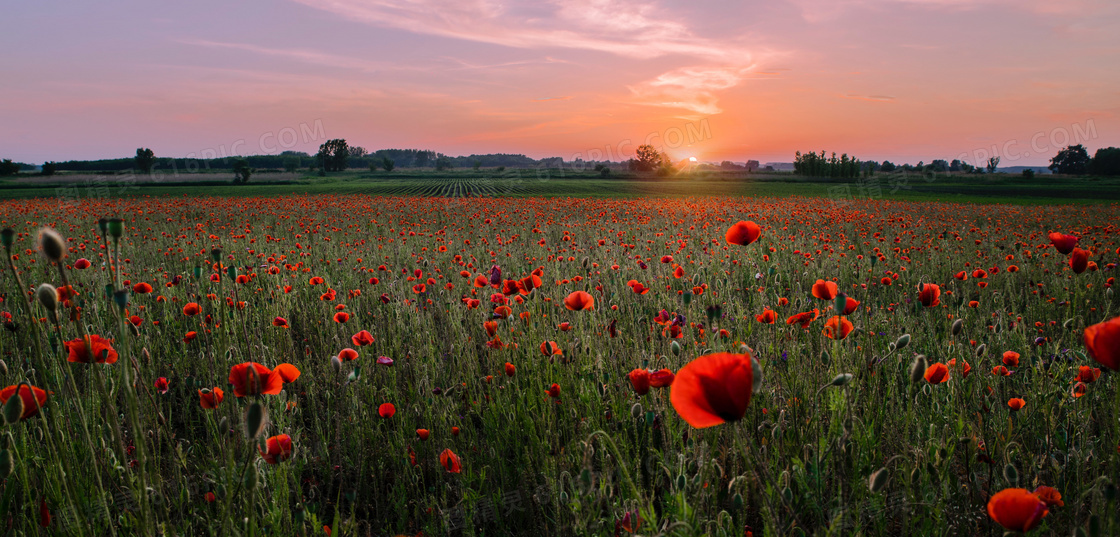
[669,352,753,428]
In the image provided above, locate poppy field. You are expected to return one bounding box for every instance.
[0,194,1118,536]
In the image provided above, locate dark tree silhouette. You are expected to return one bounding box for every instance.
[135,148,155,173]
[1049,144,1091,175]
[1089,147,1120,176]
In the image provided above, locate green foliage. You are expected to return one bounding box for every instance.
[434,156,453,171]
[1090,147,1120,176]
[135,147,156,174]
[381,157,395,172]
[794,150,862,178]
[0,159,20,176]
[1049,144,1091,175]
[40,162,57,176]
[232,159,253,184]
[316,139,350,172]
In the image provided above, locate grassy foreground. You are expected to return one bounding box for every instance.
[0,194,1117,536]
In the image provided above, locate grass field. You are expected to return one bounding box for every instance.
[3,169,1120,205]
[0,191,1118,536]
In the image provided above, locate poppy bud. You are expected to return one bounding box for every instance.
[0,228,13,249]
[244,402,267,440]
[630,403,643,419]
[829,373,853,387]
[670,341,681,356]
[951,319,963,336]
[0,449,11,478]
[820,350,830,364]
[242,465,258,491]
[895,334,911,350]
[38,227,66,262]
[975,344,987,357]
[106,218,124,238]
[219,417,229,432]
[331,356,342,375]
[909,355,928,384]
[36,284,58,312]
[2,392,24,425]
[0,361,6,376]
[732,492,743,510]
[1002,464,1018,487]
[683,292,692,305]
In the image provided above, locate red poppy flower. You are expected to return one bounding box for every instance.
[183,331,198,343]
[333,312,349,323]
[841,297,860,315]
[563,290,594,311]
[546,383,561,398]
[811,280,838,300]
[1033,486,1063,507]
[379,403,396,418]
[504,362,516,377]
[74,258,91,269]
[924,363,949,384]
[274,363,301,382]
[1002,351,1020,367]
[198,387,224,409]
[1074,365,1101,383]
[351,330,375,347]
[338,348,359,361]
[416,429,430,440]
[918,283,941,307]
[132,282,153,294]
[0,384,48,421]
[650,368,675,388]
[154,377,169,394]
[1071,382,1087,398]
[228,362,285,397]
[259,434,293,464]
[673,266,685,279]
[1048,232,1078,254]
[272,317,289,328]
[540,341,562,356]
[182,302,201,316]
[987,488,1048,532]
[65,335,118,364]
[440,448,462,473]
[1007,398,1025,411]
[786,309,819,329]
[992,365,1010,376]
[823,316,854,340]
[725,220,762,246]
[1070,248,1090,274]
[628,369,651,395]
[1084,316,1120,370]
[756,309,777,324]
[669,352,753,428]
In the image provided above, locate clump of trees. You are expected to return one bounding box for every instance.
[316,139,350,172]
[1048,144,1120,175]
[794,151,861,178]
[232,159,253,183]
[0,159,21,176]
[627,144,672,173]
[135,148,156,173]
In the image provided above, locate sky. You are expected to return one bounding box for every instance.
[1,0,1118,167]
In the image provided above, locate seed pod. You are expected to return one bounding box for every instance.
[107,219,124,238]
[895,334,911,351]
[38,227,66,261]
[670,341,681,356]
[869,467,889,492]
[630,403,643,420]
[242,465,258,491]
[244,402,267,440]
[951,319,963,336]
[676,474,686,491]
[0,360,8,376]
[330,356,342,375]
[976,344,987,357]
[820,350,830,365]
[0,449,12,478]
[829,373,853,387]
[909,355,928,384]
[732,492,743,510]
[2,392,24,425]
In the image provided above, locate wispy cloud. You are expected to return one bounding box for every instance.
[842,93,896,102]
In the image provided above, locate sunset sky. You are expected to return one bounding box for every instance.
[2,0,1118,166]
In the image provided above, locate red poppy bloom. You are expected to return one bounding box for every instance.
[1071,382,1088,398]
[379,402,396,418]
[1007,398,1025,411]
[183,331,198,343]
[563,290,594,311]
[1084,315,1120,370]
[74,258,91,269]
[272,317,289,328]
[338,348,359,361]
[1002,351,1020,367]
[333,312,349,323]
[916,283,940,307]
[440,448,462,473]
[628,369,651,395]
[786,309,819,329]
[182,302,201,316]
[823,316,854,340]
[756,309,777,324]
[991,365,1010,376]
[987,488,1048,532]
[842,297,860,315]
[274,363,301,382]
[811,280,838,300]
[673,266,685,279]
[154,377,169,394]
[132,282,153,294]
[540,341,562,356]
[948,358,972,378]
[504,362,516,377]
[1074,365,1101,383]
[546,383,561,398]
[1048,232,1078,254]
[351,330,375,347]
[924,363,949,384]
[0,384,48,421]
[650,368,675,388]
[198,387,224,409]
[725,220,762,246]
[1070,248,1090,274]
[416,429,430,441]
[1033,486,1063,507]
[259,434,293,464]
[670,352,753,428]
[228,362,285,397]
[65,335,118,364]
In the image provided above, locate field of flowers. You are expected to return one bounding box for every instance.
[0,194,1117,536]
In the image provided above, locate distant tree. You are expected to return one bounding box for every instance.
[368,160,379,172]
[283,156,300,172]
[633,144,662,172]
[719,160,744,171]
[949,159,963,172]
[928,159,948,173]
[41,162,57,176]
[316,139,349,172]
[0,159,19,176]
[135,148,155,174]
[1049,145,1090,175]
[473,160,482,171]
[435,156,453,171]
[381,157,395,172]
[1022,169,1035,179]
[960,163,975,173]
[986,156,1000,174]
[600,167,611,178]
[1090,147,1120,176]
[232,159,253,183]
[880,161,896,173]
[348,146,367,158]
[414,151,432,168]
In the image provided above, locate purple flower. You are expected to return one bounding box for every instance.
[377,356,394,366]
